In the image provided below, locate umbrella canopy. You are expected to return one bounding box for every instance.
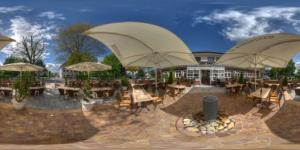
[0,63,44,72]
[216,33,300,68]
[85,22,197,68]
[216,33,300,89]
[65,62,112,72]
[0,34,14,50]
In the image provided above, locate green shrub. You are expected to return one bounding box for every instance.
[238,73,244,84]
[13,73,33,102]
[82,80,93,102]
[167,71,174,84]
[282,76,288,86]
[120,76,128,87]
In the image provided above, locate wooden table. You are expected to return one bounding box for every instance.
[167,84,186,96]
[249,88,271,104]
[0,87,12,96]
[131,89,155,112]
[225,83,243,93]
[132,89,154,103]
[167,84,186,89]
[57,86,80,97]
[264,83,280,87]
[92,87,113,97]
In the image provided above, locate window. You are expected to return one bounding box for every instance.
[207,57,215,64]
[195,57,201,63]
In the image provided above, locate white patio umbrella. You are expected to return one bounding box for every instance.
[216,33,300,89]
[0,63,44,72]
[85,22,198,94]
[0,34,14,50]
[65,62,112,78]
[0,63,44,85]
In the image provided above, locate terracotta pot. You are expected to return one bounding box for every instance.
[81,100,96,112]
[11,98,26,110]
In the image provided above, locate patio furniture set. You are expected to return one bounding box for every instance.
[118,80,187,111]
[0,80,45,97]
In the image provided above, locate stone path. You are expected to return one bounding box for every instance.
[0,87,300,149]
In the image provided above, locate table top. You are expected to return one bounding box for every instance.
[131,83,146,86]
[264,83,280,86]
[0,87,12,90]
[225,83,243,88]
[132,89,154,103]
[248,82,258,85]
[91,87,113,91]
[58,86,80,91]
[249,88,271,99]
[167,84,186,89]
[0,87,44,91]
[30,86,44,90]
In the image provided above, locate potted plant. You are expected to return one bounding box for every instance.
[167,71,174,84]
[12,73,32,110]
[120,76,128,91]
[81,80,96,112]
[238,73,245,84]
[282,76,288,91]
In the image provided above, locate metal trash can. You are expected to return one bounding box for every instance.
[203,96,218,121]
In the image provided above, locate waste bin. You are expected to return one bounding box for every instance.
[203,96,218,121]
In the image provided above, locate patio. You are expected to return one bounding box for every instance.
[0,86,300,149]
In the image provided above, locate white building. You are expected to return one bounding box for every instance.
[174,51,256,85]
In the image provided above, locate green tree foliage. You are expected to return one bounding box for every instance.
[269,60,296,79]
[137,69,145,79]
[167,71,174,84]
[56,23,105,63]
[101,53,125,79]
[65,51,97,66]
[13,72,33,102]
[238,72,244,84]
[3,56,25,64]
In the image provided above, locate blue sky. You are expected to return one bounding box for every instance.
[1,0,300,71]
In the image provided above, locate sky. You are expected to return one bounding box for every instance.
[1,0,300,72]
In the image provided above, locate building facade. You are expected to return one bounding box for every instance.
[174,51,256,85]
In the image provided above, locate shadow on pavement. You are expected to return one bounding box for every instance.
[161,87,254,117]
[0,104,98,144]
[266,101,300,143]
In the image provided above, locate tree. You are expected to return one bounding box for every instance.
[238,72,244,84]
[65,51,97,66]
[56,23,105,62]
[3,56,25,64]
[269,60,296,79]
[13,35,45,66]
[137,69,145,79]
[101,53,125,78]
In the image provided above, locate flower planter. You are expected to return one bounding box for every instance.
[81,100,96,112]
[11,98,26,110]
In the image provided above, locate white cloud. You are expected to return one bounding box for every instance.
[46,63,61,73]
[39,11,65,20]
[0,6,30,13]
[2,16,56,57]
[193,6,300,41]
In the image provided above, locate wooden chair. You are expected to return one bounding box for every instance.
[269,90,282,107]
[119,91,132,109]
[152,96,163,110]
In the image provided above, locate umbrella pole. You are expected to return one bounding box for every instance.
[155,68,158,96]
[254,55,257,90]
[254,67,257,90]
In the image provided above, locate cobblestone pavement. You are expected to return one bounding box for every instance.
[0,87,300,149]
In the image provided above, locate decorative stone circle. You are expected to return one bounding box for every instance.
[182,112,235,135]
